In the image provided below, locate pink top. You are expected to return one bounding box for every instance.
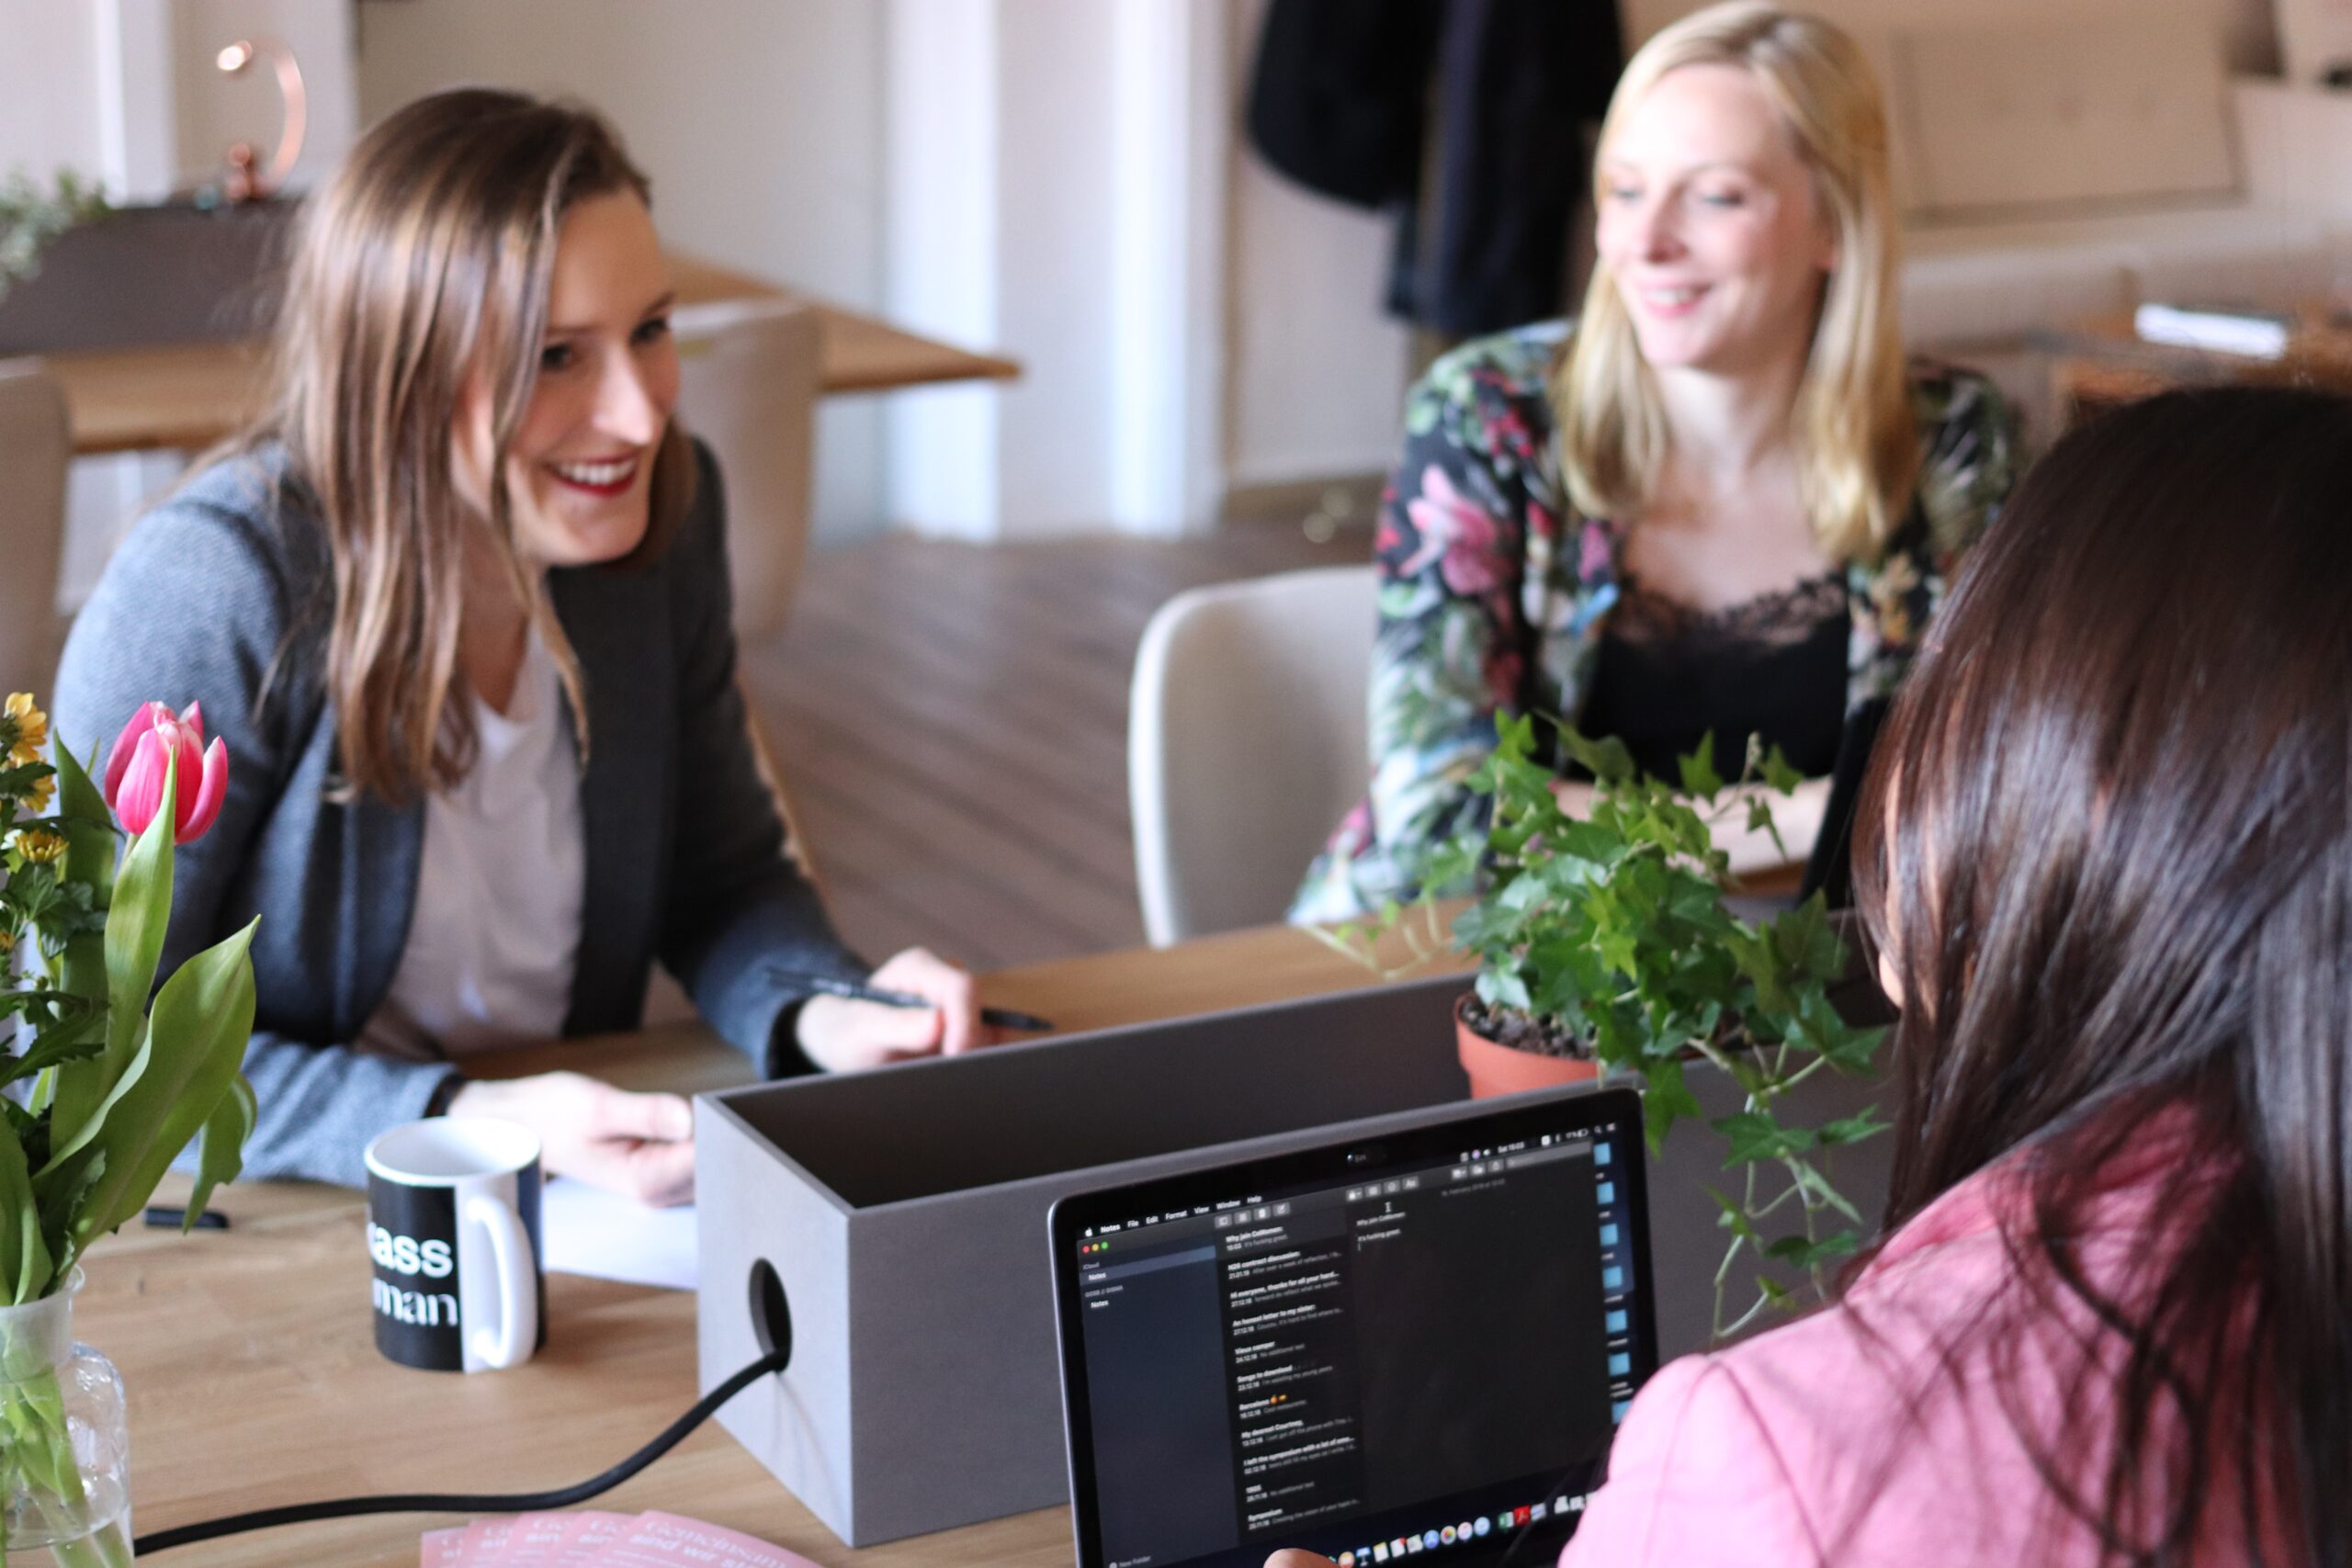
[1561,1121,2275,1565]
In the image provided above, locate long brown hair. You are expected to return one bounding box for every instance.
[1853,387,2352,1561]
[246,87,694,803]
[1560,1,1916,563]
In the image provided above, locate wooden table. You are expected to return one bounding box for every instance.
[85,923,1465,1567]
[2041,304,2352,427]
[49,254,1020,457]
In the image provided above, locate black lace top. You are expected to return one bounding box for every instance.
[1578,573,1850,784]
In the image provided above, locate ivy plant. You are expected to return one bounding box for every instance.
[1319,714,1889,1338]
[0,167,107,303]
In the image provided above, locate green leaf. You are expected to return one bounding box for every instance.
[33,1148,103,1282]
[51,753,173,1160]
[100,757,175,1062]
[1816,1107,1890,1147]
[0,1113,49,1304]
[1677,739,1723,800]
[0,997,104,1090]
[1815,1018,1888,1076]
[1765,1229,1861,1269]
[1786,1159,1864,1225]
[1706,1185,1759,1243]
[42,744,115,1153]
[1558,727,1635,786]
[185,1074,256,1228]
[1770,896,1848,985]
[1639,1055,1704,1154]
[74,917,257,1247]
[1722,922,1791,1016]
[1758,745,1803,795]
[1712,1111,1818,1166]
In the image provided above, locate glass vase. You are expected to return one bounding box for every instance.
[0,1269,130,1568]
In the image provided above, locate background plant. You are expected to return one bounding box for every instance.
[0,696,257,1567]
[0,169,107,303]
[1320,715,1888,1339]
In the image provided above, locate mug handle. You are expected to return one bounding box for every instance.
[464,1193,537,1370]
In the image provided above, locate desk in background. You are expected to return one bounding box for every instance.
[49,253,1019,458]
[87,923,1463,1568]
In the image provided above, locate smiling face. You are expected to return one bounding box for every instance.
[1595,62,1835,380]
[454,190,680,570]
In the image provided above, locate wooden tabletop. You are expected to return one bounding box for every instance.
[48,253,1020,457]
[85,923,1466,1567]
[2041,303,2352,424]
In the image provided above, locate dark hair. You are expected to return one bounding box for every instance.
[1851,386,2352,1562]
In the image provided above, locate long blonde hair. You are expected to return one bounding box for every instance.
[1559,1,1914,563]
[247,87,694,804]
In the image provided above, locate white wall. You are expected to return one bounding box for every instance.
[1622,0,2277,65]
[0,0,361,612]
[883,0,1226,538]
[1222,0,1415,494]
[0,4,107,177]
[356,0,889,545]
[171,0,358,195]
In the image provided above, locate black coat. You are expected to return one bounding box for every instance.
[1246,0,1624,335]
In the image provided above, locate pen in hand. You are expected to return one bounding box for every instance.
[769,969,1056,1033]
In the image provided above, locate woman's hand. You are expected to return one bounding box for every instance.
[795,946,993,1072]
[1266,1552,1337,1568]
[446,1071,696,1206]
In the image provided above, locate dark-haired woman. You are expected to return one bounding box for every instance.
[1280,386,2335,1562]
[55,91,987,1202]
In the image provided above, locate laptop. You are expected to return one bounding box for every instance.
[1049,1087,1657,1568]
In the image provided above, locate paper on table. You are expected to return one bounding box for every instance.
[501,1509,628,1566]
[538,1178,699,1292]
[554,1511,632,1565]
[582,1511,823,1567]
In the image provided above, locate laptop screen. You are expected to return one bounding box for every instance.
[1051,1088,1657,1568]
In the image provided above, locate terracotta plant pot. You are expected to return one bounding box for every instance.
[1454,992,1601,1099]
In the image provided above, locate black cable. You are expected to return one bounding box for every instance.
[132,1347,791,1555]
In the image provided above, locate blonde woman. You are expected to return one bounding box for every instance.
[54,90,986,1201]
[1292,1,2016,924]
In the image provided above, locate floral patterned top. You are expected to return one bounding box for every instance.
[1289,319,2018,924]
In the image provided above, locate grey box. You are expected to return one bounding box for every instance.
[695,972,1896,1546]
[695,974,1490,1545]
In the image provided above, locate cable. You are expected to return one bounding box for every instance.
[131,1347,791,1555]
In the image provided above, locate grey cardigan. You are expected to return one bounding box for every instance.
[53,441,866,1187]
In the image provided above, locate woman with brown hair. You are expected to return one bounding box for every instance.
[1292,0,2016,924]
[53,89,985,1201]
[1273,385,2345,1562]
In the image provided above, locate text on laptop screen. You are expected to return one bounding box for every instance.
[1065,1105,1650,1568]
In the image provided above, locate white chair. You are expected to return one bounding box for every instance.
[0,361,70,697]
[1129,564,1378,946]
[672,298,821,644]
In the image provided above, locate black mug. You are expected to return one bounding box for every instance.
[363,1117,546,1372]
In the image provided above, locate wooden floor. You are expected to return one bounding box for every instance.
[738,525,1370,971]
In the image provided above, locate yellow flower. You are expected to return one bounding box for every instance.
[4,693,44,766]
[22,773,51,816]
[13,829,62,864]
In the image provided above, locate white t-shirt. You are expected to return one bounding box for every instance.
[356,628,586,1061]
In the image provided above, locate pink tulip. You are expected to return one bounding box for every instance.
[103,701,228,844]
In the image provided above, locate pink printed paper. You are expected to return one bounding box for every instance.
[578,1510,821,1567]
[417,1509,807,1567]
